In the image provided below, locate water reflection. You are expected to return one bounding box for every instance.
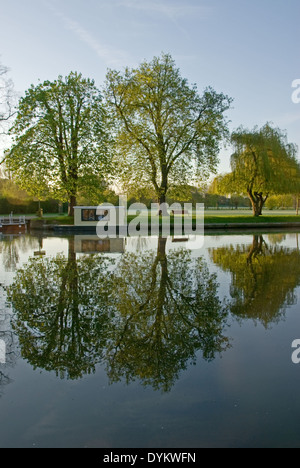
[0,234,39,271]
[7,236,229,392]
[0,323,18,397]
[210,234,300,327]
[8,238,115,380]
[105,237,229,392]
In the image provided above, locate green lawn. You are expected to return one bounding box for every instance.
[29,215,75,226]
[127,210,300,226]
[205,211,300,224]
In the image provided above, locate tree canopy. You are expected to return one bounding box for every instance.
[5,72,112,215]
[105,53,233,209]
[215,124,300,216]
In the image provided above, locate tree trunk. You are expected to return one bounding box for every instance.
[158,185,169,216]
[68,195,77,217]
[247,235,264,264]
[248,190,267,217]
[157,236,168,257]
[249,194,261,217]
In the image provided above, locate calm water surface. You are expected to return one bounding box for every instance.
[1,232,300,448]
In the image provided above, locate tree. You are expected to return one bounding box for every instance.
[216,124,299,216]
[0,61,15,133]
[5,72,112,216]
[105,53,232,212]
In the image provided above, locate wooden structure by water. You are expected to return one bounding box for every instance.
[0,215,27,234]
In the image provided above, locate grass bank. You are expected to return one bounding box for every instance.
[126,212,300,226]
[204,214,300,224]
[30,216,74,228]
[8,211,300,230]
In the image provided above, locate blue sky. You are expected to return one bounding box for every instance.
[1,0,300,173]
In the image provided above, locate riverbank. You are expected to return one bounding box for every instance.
[13,212,300,233]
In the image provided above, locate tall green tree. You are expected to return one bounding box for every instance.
[105,53,232,211]
[5,72,112,215]
[216,124,299,216]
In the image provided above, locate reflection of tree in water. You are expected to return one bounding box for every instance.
[106,238,229,392]
[210,235,300,328]
[8,239,115,379]
[0,235,39,272]
[0,235,47,396]
[7,237,229,392]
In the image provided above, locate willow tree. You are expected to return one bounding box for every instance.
[5,72,111,215]
[105,53,232,211]
[216,124,299,216]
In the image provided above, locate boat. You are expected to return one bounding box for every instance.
[0,215,28,234]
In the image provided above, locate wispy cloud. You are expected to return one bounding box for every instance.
[43,0,130,67]
[118,0,213,19]
[118,0,213,39]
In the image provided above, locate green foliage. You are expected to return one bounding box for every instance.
[210,235,300,327]
[5,72,112,211]
[215,124,300,216]
[105,53,232,204]
[0,178,32,204]
[0,178,61,214]
[265,194,295,210]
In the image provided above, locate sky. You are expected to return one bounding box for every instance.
[0,0,300,173]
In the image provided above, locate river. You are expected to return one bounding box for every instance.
[0,232,300,448]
